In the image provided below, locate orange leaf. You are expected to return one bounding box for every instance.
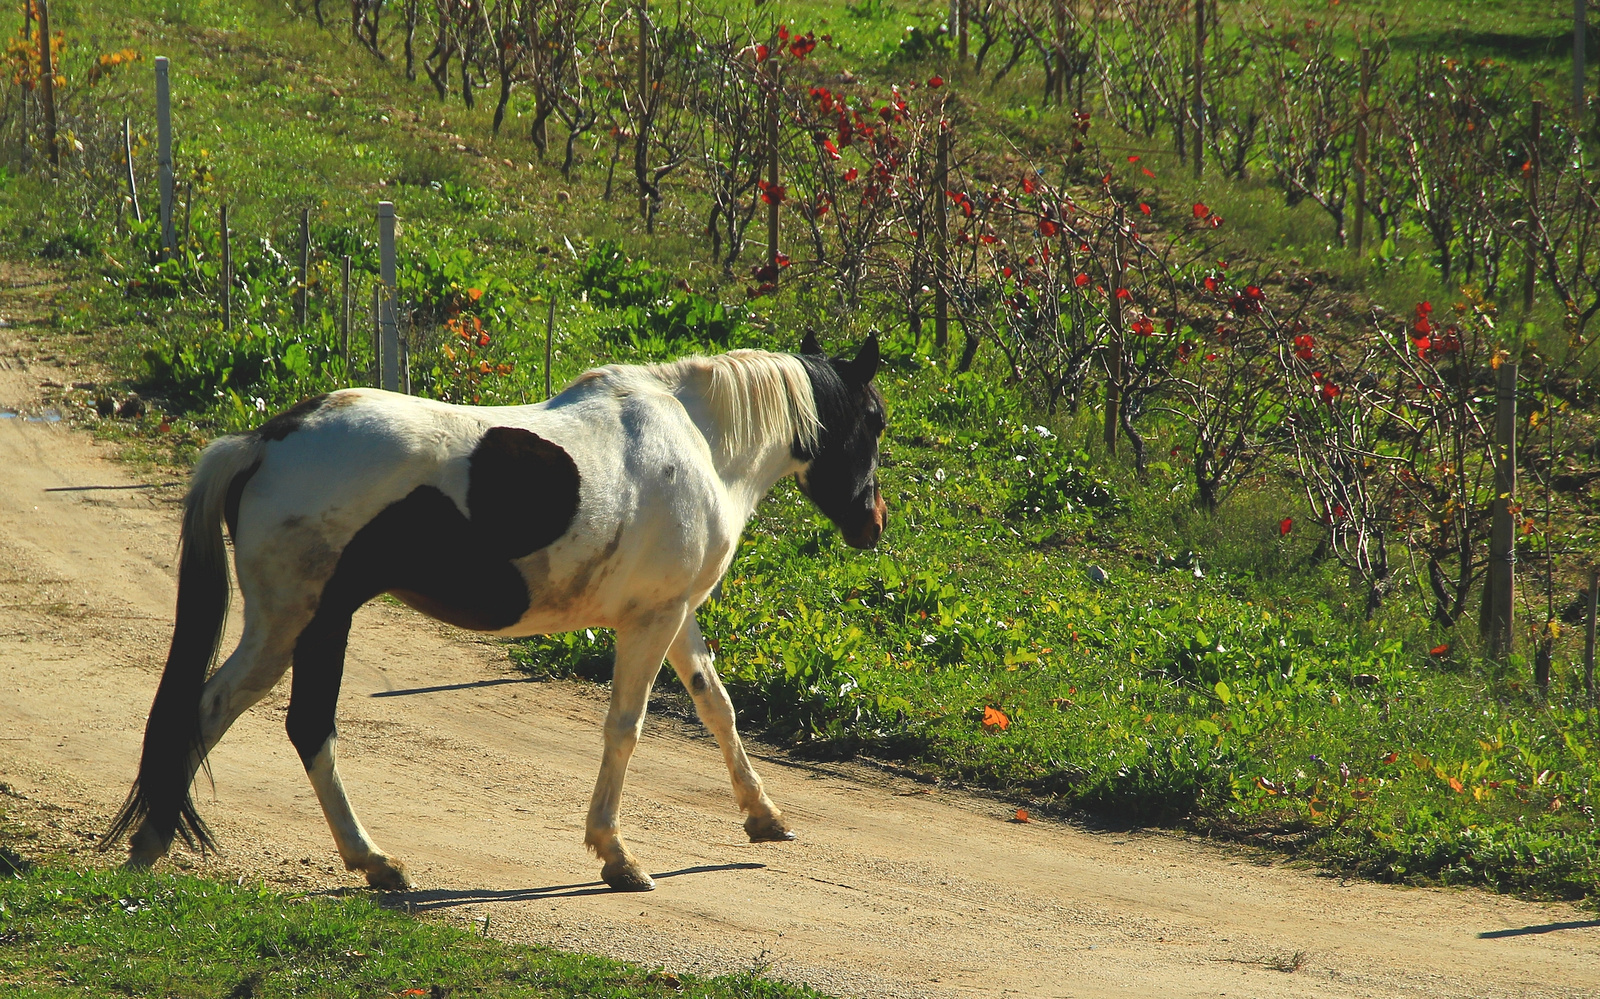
[1381,751,1398,764]
[467,287,484,301]
[1447,777,1464,793]
[982,705,1010,731]
[1013,808,1031,823]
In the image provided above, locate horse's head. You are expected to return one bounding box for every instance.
[794,332,887,549]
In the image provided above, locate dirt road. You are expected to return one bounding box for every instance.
[1,313,1597,998]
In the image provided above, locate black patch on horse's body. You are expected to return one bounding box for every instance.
[468,426,581,557]
[285,427,580,767]
[255,394,329,442]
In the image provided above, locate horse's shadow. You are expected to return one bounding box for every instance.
[339,862,766,910]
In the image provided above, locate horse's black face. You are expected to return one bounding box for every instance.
[794,334,888,549]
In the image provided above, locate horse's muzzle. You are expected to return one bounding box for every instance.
[843,490,887,549]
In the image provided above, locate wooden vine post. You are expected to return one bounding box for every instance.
[765,46,780,289]
[637,0,649,223]
[377,200,399,392]
[1585,567,1598,710]
[37,0,57,169]
[1523,100,1541,314]
[341,255,352,365]
[1577,0,1588,127]
[1353,48,1371,254]
[1192,0,1204,180]
[220,204,231,332]
[934,120,950,349]
[297,208,311,326]
[1483,357,1518,661]
[544,293,557,400]
[156,57,175,259]
[1104,206,1126,454]
[955,0,968,64]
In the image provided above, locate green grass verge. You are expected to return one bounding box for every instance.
[0,863,825,999]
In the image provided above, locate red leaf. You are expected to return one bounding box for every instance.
[1115,287,1131,300]
[927,74,944,88]
[1279,517,1293,536]
[1381,751,1399,764]
[1141,167,1155,178]
[1012,808,1031,823]
[755,44,770,61]
[1127,154,1140,163]
[1139,202,1152,215]
[843,167,859,182]
[1074,273,1090,287]
[1193,202,1209,218]
[822,138,841,160]
[1430,643,1451,656]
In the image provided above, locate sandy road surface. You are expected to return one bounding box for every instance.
[1,314,1598,998]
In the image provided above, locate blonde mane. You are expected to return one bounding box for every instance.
[646,350,822,461]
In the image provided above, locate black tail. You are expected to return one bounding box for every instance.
[102,435,259,855]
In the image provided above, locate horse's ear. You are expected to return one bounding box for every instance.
[845,333,880,383]
[800,330,823,356]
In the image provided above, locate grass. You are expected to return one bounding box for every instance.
[3,0,1599,927]
[0,862,826,998]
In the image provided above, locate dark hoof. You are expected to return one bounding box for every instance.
[602,859,656,892]
[359,856,415,891]
[745,814,797,843]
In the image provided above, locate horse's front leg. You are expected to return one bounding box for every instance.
[666,615,794,843]
[585,605,687,891]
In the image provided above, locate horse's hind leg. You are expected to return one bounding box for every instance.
[666,616,793,843]
[586,605,688,892]
[126,617,294,866]
[287,606,412,890]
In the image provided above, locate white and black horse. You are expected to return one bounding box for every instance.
[103,334,886,892]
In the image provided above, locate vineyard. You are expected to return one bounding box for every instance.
[3,0,1600,902]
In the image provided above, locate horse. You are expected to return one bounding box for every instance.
[101,333,886,892]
